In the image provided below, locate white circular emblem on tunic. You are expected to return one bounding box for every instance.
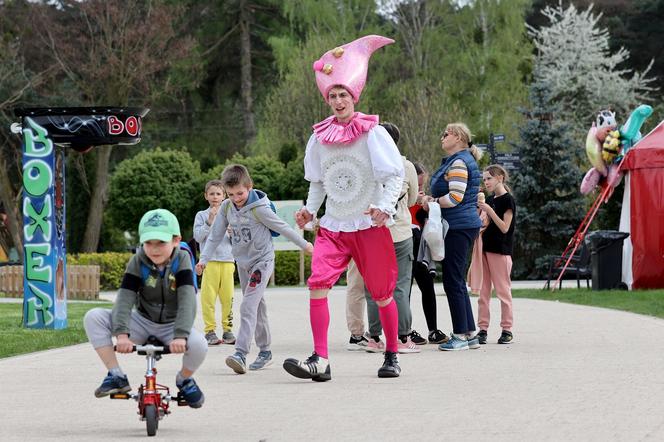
[322,153,373,219]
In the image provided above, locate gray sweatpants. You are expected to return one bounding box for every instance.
[84,308,207,373]
[235,260,274,356]
[366,237,414,336]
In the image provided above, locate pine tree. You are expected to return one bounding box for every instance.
[511,81,586,279]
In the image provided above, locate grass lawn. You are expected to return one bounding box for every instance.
[512,288,664,319]
[0,302,112,359]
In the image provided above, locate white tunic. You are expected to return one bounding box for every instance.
[303,125,405,232]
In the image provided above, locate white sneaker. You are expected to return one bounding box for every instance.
[397,337,421,354]
[283,352,331,382]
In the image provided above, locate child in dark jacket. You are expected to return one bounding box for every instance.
[84,208,207,408]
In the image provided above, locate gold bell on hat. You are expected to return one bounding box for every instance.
[332,47,344,58]
[323,64,333,74]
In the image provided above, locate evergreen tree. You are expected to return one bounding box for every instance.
[511,81,586,279]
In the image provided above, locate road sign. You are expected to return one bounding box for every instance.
[495,152,521,171]
[492,133,505,142]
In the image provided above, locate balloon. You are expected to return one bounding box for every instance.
[607,163,623,188]
[602,130,621,164]
[585,124,607,175]
[620,104,653,150]
[580,167,601,194]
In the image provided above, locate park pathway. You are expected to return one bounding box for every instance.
[1,285,664,441]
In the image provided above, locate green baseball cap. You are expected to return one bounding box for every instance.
[138,209,181,243]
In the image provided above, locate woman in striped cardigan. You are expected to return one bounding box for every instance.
[428,122,483,351]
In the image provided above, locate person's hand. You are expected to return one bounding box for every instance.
[169,338,187,354]
[195,262,206,276]
[207,206,219,225]
[295,208,313,229]
[115,334,134,353]
[421,196,435,212]
[364,208,390,227]
[478,202,493,214]
[304,242,314,255]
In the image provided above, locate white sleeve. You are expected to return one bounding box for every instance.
[303,134,322,182]
[367,126,405,214]
[304,181,326,215]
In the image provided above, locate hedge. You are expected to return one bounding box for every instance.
[67,252,132,290]
[68,250,314,290]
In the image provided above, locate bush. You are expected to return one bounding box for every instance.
[107,148,203,238]
[68,252,132,290]
[203,153,307,201]
[274,251,312,285]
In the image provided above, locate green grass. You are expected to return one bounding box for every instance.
[0,302,112,359]
[513,288,664,319]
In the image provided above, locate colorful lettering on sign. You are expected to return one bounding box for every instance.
[107,115,142,136]
[22,117,66,328]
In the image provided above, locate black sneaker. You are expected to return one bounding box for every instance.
[283,352,331,382]
[498,330,513,344]
[94,372,130,398]
[477,330,488,345]
[377,351,401,378]
[408,330,427,346]
[428,329,449,344]
[177,377,205,408]
[347,334,369,351]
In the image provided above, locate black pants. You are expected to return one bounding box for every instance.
[410,227,438,332]
[441,228,479,334]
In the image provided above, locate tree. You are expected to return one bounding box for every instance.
[527,2,657,132]
[511,81,586,279]
[107,149,203,240]
[0,2,57,261]
[37,0,200,252]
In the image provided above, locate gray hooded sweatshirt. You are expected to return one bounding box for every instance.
[199,190,307,269]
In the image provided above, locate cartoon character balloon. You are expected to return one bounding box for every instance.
[580,105,653,196]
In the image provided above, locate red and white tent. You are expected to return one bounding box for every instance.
[619,120,664,289]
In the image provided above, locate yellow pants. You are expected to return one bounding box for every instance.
[201,261,235,333]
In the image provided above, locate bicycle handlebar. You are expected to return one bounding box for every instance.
[113,344,171,355]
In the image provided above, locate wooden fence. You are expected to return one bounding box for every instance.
[0,265,100,300]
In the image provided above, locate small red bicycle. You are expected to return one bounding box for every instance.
[111,337,187,437]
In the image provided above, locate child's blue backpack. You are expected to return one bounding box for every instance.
[139,242,199,292]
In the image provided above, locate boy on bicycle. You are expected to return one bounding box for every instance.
[84,208,207,408]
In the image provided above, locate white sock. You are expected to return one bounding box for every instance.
[453,333,468,341]
[176,371,186,386]
[109,366,124,377]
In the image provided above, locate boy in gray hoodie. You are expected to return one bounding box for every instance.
[84,208,207,408]
[196,164,313,374]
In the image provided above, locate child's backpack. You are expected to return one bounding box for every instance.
[139,242,199,292]
[224,200,281,237]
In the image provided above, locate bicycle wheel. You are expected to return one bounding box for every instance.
[145,404,158,437]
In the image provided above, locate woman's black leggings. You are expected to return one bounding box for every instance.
[410,227,438,332]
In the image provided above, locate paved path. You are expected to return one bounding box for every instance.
[2,285,664,441]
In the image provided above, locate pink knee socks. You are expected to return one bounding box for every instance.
[310,298,330,359]
[378,299,399,353]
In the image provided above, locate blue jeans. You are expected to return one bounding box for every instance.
[442,228,479,334]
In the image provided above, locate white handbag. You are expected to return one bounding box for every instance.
[422,202,448,261]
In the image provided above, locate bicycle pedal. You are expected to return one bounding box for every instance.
[175,393,188,406]
[109,393,131,400]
